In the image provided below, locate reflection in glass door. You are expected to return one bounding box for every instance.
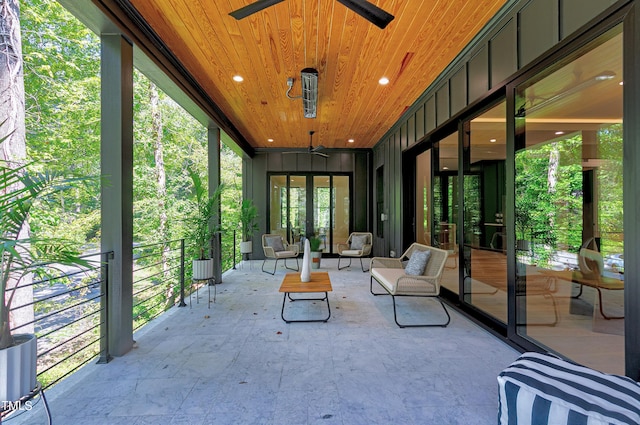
[433,132,460,295]
[269,174,350,254]
[462,101,507,323]
[514,26,623,374]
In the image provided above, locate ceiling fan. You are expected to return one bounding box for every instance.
[283,131,329,158]
[229,0,394,29]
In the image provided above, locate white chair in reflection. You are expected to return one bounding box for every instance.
[261,234,299,275]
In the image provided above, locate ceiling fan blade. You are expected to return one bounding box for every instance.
[313,151,329,158]
[311,144,326,152]
[336,0,394,29]
[229,0,285,20]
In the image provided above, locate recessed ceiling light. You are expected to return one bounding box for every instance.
[490,138,497,143]
[619,81,624,86]
[555,131,564,135]
[348,139,355,143]
[379,77,389,85]
[233,75,244,82]
[267,138,274,143]
[443,166,449,170]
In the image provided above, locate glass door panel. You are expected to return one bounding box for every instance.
[514,26,623,374]
[463,101,507,323]
[416,150,432,245]
[313,176,331,253]
[288,175,306,249]
[434,132,460,295]
[333,176,350,253]
[269,175,288,239]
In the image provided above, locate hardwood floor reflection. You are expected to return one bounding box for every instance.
[439,247,624,375]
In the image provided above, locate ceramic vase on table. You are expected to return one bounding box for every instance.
[300,239,311,282]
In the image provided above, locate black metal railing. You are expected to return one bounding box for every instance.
[132,239,185,331]
[9,251,109,389]
[5,235,246,391]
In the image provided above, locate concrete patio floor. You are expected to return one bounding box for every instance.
[15,258,520,425]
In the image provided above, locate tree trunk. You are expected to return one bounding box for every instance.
[0,0,34,338]
[148,82,173,306]
[547,143,559,231]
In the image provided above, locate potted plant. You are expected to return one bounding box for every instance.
[309,236,323,269]
[239,199,258,256]
[185,168,224,280]
[1,154,89,403]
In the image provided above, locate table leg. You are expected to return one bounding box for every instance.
[281,292,331,323]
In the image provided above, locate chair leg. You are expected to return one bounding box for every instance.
[370,276,390,296]
[338,256,352,270]
[391,295,451,328]
[359,257,369,272]
[262,258,278,275]
[284,257,299,272]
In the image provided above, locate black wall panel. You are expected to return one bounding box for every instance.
[562,0,617,38]
[450,65,468,116]
[426,96,436,132]
[468,46,489,103]
[436,82,450,126]
[490,18,518,87]
[416,104,425,141]
[520,0,558,66]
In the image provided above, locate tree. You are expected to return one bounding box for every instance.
[0,0,34,333]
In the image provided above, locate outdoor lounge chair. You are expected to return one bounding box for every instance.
[261,234,299,275]
[337,232,373,272]
[370,243,450,327]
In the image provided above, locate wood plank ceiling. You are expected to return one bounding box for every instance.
[126,0,508,150]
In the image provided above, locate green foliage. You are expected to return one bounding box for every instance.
[183,168,225,260]
[0,151,91,349]
[309,236,322,252]
[240,199,259,241]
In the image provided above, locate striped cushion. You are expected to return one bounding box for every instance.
[498,352,640,425]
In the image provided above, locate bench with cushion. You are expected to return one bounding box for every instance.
[369,243,450,327]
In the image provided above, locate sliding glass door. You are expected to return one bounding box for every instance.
[269,173,351,253]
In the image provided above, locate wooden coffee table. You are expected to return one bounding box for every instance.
[279,272,332,323]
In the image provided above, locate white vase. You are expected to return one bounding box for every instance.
[0,333,37,402]
[192,258,214,280]
[300,239,311,282]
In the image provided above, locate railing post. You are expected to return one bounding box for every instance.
[98,251,114,364]
[178,238,187,307]
[233,229,237,270]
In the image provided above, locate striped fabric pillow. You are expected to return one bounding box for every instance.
[498,352,640,425]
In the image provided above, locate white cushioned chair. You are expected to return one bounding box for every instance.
[261,234,299,275]
[337,232,373,272]
[370,243,450,327]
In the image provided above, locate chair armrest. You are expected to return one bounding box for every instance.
[370,257,403,269]
[362,243,372,256]
[337,242,349,254]
[263,246,275,258]
[284,242,299,255]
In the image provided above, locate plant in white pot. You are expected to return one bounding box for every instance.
[309,236,323,269]
[239,199,258,256]
[0,155,89,403]
[185,168,224,281]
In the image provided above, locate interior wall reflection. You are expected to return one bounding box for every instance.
[462,101,507,323]
[514,26,624,374]
[434,132,460,295]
